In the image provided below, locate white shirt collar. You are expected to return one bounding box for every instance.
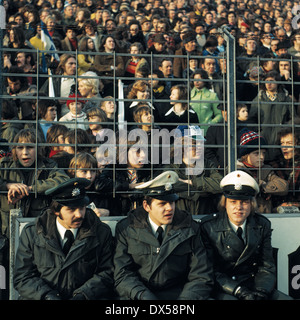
[56,219,78,246]
[148,216,167,237]
[228,219,247,233]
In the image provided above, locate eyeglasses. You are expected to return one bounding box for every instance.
[130,28,139,31]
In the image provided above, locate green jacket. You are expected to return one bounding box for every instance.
[114,207,214,300]
[190,87,222,136]
[14,208,114,300]
[0,156,69,236]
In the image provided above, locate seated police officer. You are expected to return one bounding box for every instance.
[200,170,292,300]
[113,171,214,300]
[14,178,115,300]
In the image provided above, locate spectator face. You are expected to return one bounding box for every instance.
[101,101,115,115]
[153,41,165,52]
[64,57,77,75]
[15,52,26,68]
[69,102,83,115]
[170,88,179,103]
[46,19,55,31]
[184,39,197,52]
[88,115,102,131]
[238,106,248,121]
[128,147,146,168]
[280,133,295,160]
[141,21,151,32]
[245,39,257,53]
[15,144,36,167]
[225,198,251,227]
[263,60,276,72]
[143,198,175,226]
[87,38,95,50]
[148,73,160,89]
[44,106,57,121]
[136,88,150,100]
[129,23,139,36]
[202,58,216,76]
[228,13,236,24]
[193,74,205,89]
[246,149,266,167]
[104,37,115,52]
[7,78,21,93]
[66,29,76,40]
[265,76,278,92]
[106,20,116,32]
[56,206,86,229]
[140,110,153,125]
[271,39,279,52]
[64,5,74,18]
[78,82,93,97]
[76,168,97,186]
[64,137,74,154]
[85,25,95,36]
[160,60,173,77]
[279,60,291,73]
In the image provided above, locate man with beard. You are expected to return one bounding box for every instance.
[14,178,115,300]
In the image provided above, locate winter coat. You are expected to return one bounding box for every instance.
[0,156,69,236]
[14,208,114,300]
[114,206,214,300]
[190,86,222,136]
[200,211,276,297]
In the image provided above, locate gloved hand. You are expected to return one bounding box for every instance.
[70,293,86,300]
[135,290,158,300]
[234,286,257,300]
[253,289,269,300]
[44,291,61,300]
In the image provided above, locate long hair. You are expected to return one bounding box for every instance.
[55,53,75,75]
[12,128,43,161]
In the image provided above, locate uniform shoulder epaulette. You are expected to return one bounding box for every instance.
[198,213,219,224]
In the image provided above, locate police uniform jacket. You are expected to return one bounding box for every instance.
[14,208,114,300]
[200,211,276,296]
[114,206,214,300]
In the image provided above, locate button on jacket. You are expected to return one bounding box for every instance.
[114,206,214,300]
[199,211,276,296]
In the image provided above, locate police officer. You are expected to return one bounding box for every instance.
[200,170,292,300]
[113,171,214,300]
[14,178,114,300]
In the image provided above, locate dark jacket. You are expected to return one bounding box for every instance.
[14,208,115,300]
[94,164,152,215]
[200,211,276,297]
[114,206,214,300]
[0,157,69,237]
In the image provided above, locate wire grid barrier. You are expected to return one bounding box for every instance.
[1,40,300,206]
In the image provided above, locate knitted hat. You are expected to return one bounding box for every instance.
[67,93,85,107]
[238,128,268,158]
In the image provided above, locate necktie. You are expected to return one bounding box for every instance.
[236,227,244,245]
[63,230,74,255]
[157,226,164,245]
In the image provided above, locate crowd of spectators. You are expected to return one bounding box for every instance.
[2,0,300,220]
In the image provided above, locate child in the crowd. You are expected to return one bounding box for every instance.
[59,93,88,130]
[237,103,249,132]
[237,128,289,213]
[68,152,110,217]
[100,96,117,129]
[64,128,92,155]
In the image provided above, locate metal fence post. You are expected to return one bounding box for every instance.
[223,28,237,173]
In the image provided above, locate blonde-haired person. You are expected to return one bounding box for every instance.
[68,152,110,217]
[78,71,103,111]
